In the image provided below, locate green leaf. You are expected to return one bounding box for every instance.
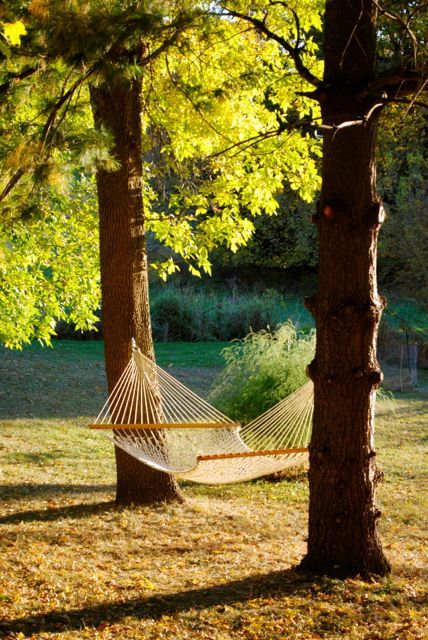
[2,21,27,46]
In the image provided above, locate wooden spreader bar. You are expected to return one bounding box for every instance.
[88,422,241,430]
[197,447,308,461]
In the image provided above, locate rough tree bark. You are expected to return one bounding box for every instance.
[90,79,182,506]
[301,0,391,576]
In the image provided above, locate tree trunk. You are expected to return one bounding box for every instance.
[301,0,391,576]
[90,79,182,506]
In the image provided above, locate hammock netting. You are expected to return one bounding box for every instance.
[90,342,313,484]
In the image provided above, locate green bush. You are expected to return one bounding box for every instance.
[150,285,314,342]
[209,322,315,423]
[151,288,196,341]
[208,295,273,341]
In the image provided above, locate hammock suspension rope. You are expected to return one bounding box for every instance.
[89,340,313,484]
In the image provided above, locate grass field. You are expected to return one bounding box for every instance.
[0,342,427,639]
[0,341,228,420]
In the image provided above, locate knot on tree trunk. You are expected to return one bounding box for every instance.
[325,300,384,332]
[306,359,318,382]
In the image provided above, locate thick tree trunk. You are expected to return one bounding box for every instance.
[90,80,182,506]
[301,0,391,576]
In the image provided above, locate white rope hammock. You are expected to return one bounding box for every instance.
[89,341,313,484]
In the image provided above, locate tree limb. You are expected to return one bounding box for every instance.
[208,102,385,159]
[0,66,38,100]
[0,169,25,203]
[0,65,98,204]
[220,6,321,87]
[41,66,98,147]
[373,0,420,67]
[360,69,428,98]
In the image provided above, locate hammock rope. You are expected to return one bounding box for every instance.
[89,341,313,484]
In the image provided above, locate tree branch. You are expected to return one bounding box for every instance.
[220,6,321,87]
[208,103,385,159]
[0,65,98,204]
[373,0,420,67]
[360,69,428,98]
[0,66,38,100]
[0,168,25,203]
[41,66,98,147]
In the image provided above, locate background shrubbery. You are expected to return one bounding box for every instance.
[54,284,427,370]
[150,286,314,342]
[209,322,315,423]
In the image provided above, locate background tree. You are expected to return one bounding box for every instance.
[210,188,318,274]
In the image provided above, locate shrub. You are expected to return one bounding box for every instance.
[149,285,315,342]
[209,322,315,423]
[151,288,196,341]
[208,295,273,341]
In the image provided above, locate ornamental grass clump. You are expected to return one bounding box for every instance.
[210,322,315,423]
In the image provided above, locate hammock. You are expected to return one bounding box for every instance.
[89,341,313,484]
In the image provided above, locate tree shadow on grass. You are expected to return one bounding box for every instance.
[0,500,117,525]
[0,568,312,637]
[0,483,115,501]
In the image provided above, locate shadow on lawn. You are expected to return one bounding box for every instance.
[0,483,115,501]
[0,569,312,637]
[0,500,116,525]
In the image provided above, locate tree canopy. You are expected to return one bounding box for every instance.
[0,0,326,345]
[1,1,426,347]
[0,177,99,346]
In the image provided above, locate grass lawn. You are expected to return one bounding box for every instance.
[0,341,228,420]
[0,342,427,639]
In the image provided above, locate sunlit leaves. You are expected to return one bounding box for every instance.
[1,19,26,58]
[143,10,322,275]
[0,177,100,347]
[0,1,325,343]
[2,20,27,46]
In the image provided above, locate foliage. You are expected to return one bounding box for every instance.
[0,343,426,639]
[151,287,196,341]
[212,106,427,289]
[52,283,315,343]
[150,286,314,342]
[377,107,428,300]
[213,187,318,270]
[384,298,428,341]
[0,0,324,346]
[0,1,322,268]
[0,0,425,353]
[0,176,99,347]
[143,7,323,277]
[0,19,26,57]
[210,322,315,423]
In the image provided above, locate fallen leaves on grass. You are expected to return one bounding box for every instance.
[0,364,427,639]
